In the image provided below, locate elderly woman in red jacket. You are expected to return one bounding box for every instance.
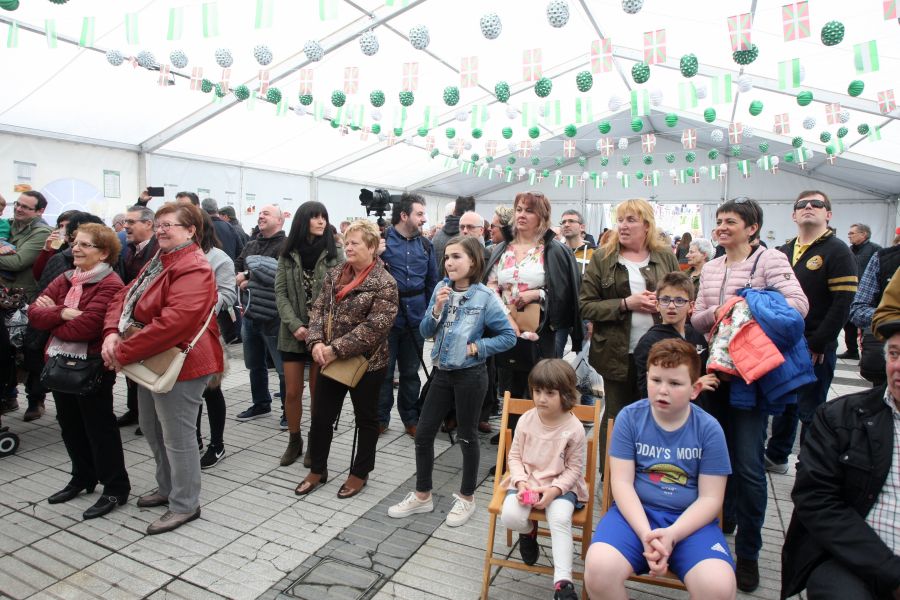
[29,223,130,521]
[101,203,222,536]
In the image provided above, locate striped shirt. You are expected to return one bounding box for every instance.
[865,389,900,554]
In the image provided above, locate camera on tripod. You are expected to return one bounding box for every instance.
[359,188,400,228]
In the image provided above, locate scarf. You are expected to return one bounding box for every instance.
[335,260,376,303]
[117,241,193,334]
[46,262,113,359]
[298,235,326,271]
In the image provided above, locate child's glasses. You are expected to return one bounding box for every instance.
[657,296,689,307]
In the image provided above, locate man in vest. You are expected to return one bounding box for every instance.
[840,223,881,360]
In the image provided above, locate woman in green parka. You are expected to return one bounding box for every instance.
[275,201,343,468]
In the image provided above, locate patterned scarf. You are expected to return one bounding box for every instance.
[46,262,113,359]
[117,241,193,333]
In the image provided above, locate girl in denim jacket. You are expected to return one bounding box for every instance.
[389,236,515,527]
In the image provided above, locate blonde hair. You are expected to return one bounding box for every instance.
[345,219,381,250]
[601,198,669,258]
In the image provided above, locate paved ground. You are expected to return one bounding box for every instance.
[0,343,869,600]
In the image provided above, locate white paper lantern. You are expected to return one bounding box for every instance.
[377,133,387,142]
[742,126,755,139]
[803,117,816,130]
[546,0,570,28]
[508,142,518,153]
[580,171,589,181]
[608,95,625,111]
[601,171,609,179]
[736,75,754,93]
[455,109,469,122]
[622,0,644,14]
[214,48,233,68]
[106,49,125,66]
[294,105,307,117]
[694,82,708,99]
[253,45,273,66]
[532,142,542,153]
[169,50,189,69]
[617,137,629,150]
[480,13,502,40]
[371,109,382,122]
[519,167,527,176]
[465,142,472,150]
[303,40,324,62]
[669,169,677,177]
[699,166,709,175]
[720,164,728,173]
[839,110,850,123]
[359,31,379,56]
[616,171,623,179]
[408,25,430,50]
[506,106,518,119]
[771,156,780,166]
[710,129,724,143]
[649,88,663,106]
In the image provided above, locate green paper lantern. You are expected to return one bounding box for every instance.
[233,84,250,100]
[542,169,551,177]
[857,123,870,135]
[399,91,414,107]
[686,168,695,177]
[598,121,612,134]
[331,90,346,107]
[393,127,403,136]
[430,149,439,158]
[631,117,643,132]
[0,0,20,9]
[215,83,227,98]
[732,43,759,65]
[445,127,456,139]
[703,108,716,123]
[575,70,593,92]
[417,126,428,137]
[486,156,494,163]
[819,131,831,143]
[837,126,848,138]
[825,144,836,155]
[369,90,385,107]
[635,170,645,180]
[758,142,769,153]
[531,157,541,166]
[555,156,564,167]
[665,113,678,127]
[622,156,631,166]
[371,124,381,134]
[495,81,511,103]
[266,87,282,103]
[528,126,540,139]
[731,145,742,156]
[508,156,516,165]
[471,153,480,162]
[749,99,763,116]
[565,124,577,137]
[679,54,698,78]
[708,149,719,160]
[821,20,845,46]
[792,136,804,148]
[472,128,483,139]
[350,125,360,131]
[578,157,587,168]
[796,91,813,106]
[785,152,795,163]
[328,119,339,129]
[600,157,609,167]
[534,77,553,98]
[443,86,460,106]
[848,80,864,97]
[685,151,696,163]
[201,79,214,93]
[502,127,513,139]
[299,94,313,106]
[665,153,675,163]
[631,62,650,84]
[643,154,653,165]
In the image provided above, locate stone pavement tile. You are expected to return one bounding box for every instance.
[13,499,84,532]
[0,454,50,486]
[202,447,276,486]
[66,510,148,552]
[17,441,73,470]
[0,510,60,554]
[0,553,58,598]
[373,581,441,600]
[42,553,172,599]
[147,578,229,600]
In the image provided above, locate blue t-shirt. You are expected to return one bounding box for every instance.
[610,399,731,513]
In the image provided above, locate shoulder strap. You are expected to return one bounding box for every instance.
[186,308,216,352]
[744,248,765,289]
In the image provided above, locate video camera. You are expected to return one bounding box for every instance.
[359,188,401,229]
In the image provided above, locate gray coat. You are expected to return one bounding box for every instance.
[245,255,279,324]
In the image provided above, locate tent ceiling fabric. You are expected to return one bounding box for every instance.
[0,0,897,197]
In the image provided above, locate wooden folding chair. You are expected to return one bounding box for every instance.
[480,392,602,599]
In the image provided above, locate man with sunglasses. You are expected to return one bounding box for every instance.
[765,190,858,475]
[0,191,52,301]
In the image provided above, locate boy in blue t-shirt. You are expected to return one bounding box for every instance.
[585,338,737,600]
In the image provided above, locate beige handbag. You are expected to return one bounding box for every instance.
[510,302,540,333]
[121,309,216,394]
[319,304,369,388]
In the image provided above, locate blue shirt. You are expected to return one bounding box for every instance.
[610,399,731,513]
[849,252,880,329]
[381,226,438,328]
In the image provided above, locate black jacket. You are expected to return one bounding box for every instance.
[781,385,900,599]
[234,230,286,273]
[852,239,882,276]
[633,323,708,399]
[484,228,583,353]
[211,215,244,262]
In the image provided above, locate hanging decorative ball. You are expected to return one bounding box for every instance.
[694,82,708,100]
[370,109,382,121]
[848,80,864,97]
[303,40,325,62]
[506,105,518,119]
[371,124,381,134]
[618,137,629,150]
[367,90,385,108]
[331,120,341,129]
[792,136,804,148]
[215,83,227,98]
[622,0,644,14]
[743,126,755,138]
[399,91,415,106]
[622,156,631,166]
[730,145,742,156]
[758,142,769,153]
[416,126,428,137]
[737,75,754,93]
[533,141,542,154]
[600,157,609,167]
[0,0,19,9]
[665,153,675,163]
[685,151,696,163]
[359,31,379,56]
[710,129,724,143]
[608,95,625,111]
[253,45,273,66]
[819,131,831,143]
[445,127,456,139]
[578,156,587,168]
[501,127,513,139]
[106,49,125,66]
[565,124,578,137]
[408,25,430,50]
[331,90,346,107]
[471,153,480,163]
[797,91,813,106]
[837,126,848,138]
[443,86,460,106]
[665,113,678,127]
[803,117,816,130]
[454,109,468,122]
[136,50,157,69]
[858,123,870,135]
[530,157,540,166]
[820,20,845,46]
[732,43,759,66]
[214,48,233,68]
[643,154,653,165]
[598,121,612,134]
[546,0,570,27]
[704,107,717,123]
[534,77,553,98]
[839,110,850,124]
[679,54,699,78]
[169,50,188,69]
[685,168,694,178]
[700,166,709,175]
[541,168,551,177]
[635,170,644,180]
[528,126,540,139]
[749,99,763,116]
[576,71,593,93]
[555,157,565,167]
[631,118,643,132]
[785,152,795,163]
[632,62,651,84]
[200,79,214,93]
[266,87,282,104]
[494,81,511,103]
[708,149,720,160]
[480,13,502,40]
[649,88,664,106]
[469,128,482,139]
[233,85,250,101]
[389,127,402,137]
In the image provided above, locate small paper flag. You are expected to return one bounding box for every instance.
[678,82,698,109]
[298,69,314,95]
[885,0,897,20]
[599,137,614,156]
[825,103,841,125]
[778,58,801,89]
[190,67,203,90]
[202,2,219,38]
[877,90,896,114]
[167,7,184,41]
[460,56,479,88]
[711,75,733,105]
[729,122,743,144]
[79,16,95,47]
[727,13,752,51]
[344,67,359,94]
[125,13,139,45]
[681,128,697,149]
[869,126,883,142]
[643,29,666,65]
[774,113,790,135]
[641,133,656,153]
[631,90,650,117]
[523,49,543,81]
[402,62,418,92]
[543,100,561,125]
[45,19,57,49]
[255,0,274,29]
[158,64,170,86]
[259,69,270,94]
[782,2,810,41]
[318,0,337,21]
[563,139,576,158]
[853,40,880,73]
[6,20,17,49]
[591,38,613,73]
[575,97,593,124]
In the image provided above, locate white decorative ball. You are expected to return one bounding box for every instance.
[595,139,604,151]
[720,164,728,173]
[359,31,379,56]
[455,109,469,122]
[737,75,753,93]
[508,142,518,153]
[622,0,644,14]
[371,109,382,122]
[408,25,430,50]
[580,171,589,181]
[608,95,625,111]
[303,40,324,62]
[546,0,570,28]
[377,133,387,142]
[839,110,850,123]
[253,45,273,66]
[669,169,677,177]
[106,49,125,66]
[519,167,527,176]
[616,171,623,179]
[771,156,780,166]
[294,105,307,117]
[694,83,708,99]
[136,50,156,69]
[506,106,518,119]
[617,137,629,150]
[214,48,233,68]
[169,50,188,69]
[742,126,755,139]
[710,129,724,143]
[465,142,472,151]
[480,13,502,40]
[803,117,816,130]
[699,166,709,175]
[532,142,541,153]
[601,171,609,179]
[649,88,663,106]
[798,65,806,83]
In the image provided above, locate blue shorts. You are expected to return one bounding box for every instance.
[591,504,734,579]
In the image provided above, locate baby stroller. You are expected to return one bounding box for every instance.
[0,287,27,457]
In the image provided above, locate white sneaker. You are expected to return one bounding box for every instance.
[388,492,434,518]
[445,494,476,527]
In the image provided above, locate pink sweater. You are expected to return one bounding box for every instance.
[692,247,809,334]
[502,408,589,502]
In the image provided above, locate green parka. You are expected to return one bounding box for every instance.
[0,216,52,301]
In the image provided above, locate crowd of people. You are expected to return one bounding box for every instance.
[1,187,899,600]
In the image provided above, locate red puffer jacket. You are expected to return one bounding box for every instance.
[103,243,223,381]
[28,270,124,358]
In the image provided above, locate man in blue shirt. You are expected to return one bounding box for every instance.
[378,193,438,437]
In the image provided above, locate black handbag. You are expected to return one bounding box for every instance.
[495,338,541,372]
[40,354,105,395]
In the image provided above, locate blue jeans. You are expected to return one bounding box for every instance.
[723,405,769,561]
[241,317,285,407]
[766,347,837,465]
[378,326,424,427]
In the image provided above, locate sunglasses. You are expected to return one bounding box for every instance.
[794,199,828,210]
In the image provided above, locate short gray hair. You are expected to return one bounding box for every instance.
[127,206,155,222]
[851,223,872,239]
[690,238,715,262]
[494,205,513,226]
[201,197,219,214]
[561,209,584,223]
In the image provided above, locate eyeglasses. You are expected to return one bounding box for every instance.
[123,218,151,226]
[794,199,828,210]
[70,241,98,249]
[14,201,37,211]
[657,296,690,307]
[560,219,581,225]
[459,224,483,231]
[155,222,187,231]
[734,196,751,204]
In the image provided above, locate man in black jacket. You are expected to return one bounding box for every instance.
[781,326,900,600]
[201,197,244,261]
[840,223,881,359]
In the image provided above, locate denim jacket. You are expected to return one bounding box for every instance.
[420,282,516,371]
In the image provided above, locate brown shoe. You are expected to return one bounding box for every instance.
[478,421,492,434]
[337,474,367,499]
[136,492,169,508]
[294,470,328,496]
[146,508,201,535]
[405,424,417,438]
[23,402,45,422]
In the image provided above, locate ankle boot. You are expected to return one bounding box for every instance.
[280,432,304,466]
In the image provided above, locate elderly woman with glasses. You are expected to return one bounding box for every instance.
[685,237,715,296]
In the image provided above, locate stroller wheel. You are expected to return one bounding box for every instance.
[0,429,19,456]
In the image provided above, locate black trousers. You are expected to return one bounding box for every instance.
[307,367,386,480]
[196,385,226,448]
[807,558,885,599]
[843,320,859,354]
[54,373,130,497]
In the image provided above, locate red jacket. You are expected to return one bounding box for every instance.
[29,270,124,357]
[103,243,223,381]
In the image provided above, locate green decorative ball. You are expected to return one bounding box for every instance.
[201,79,214,93]
[331,90,346,107]
[486,156,494,163]
[704,108,716,123]
[796,91,813,106]
[665,153,675,163]
[837,126,848,138]
[680,54,698,78]
[731,145,741,156]
[399,91,414,107]
[502,127,513,139]
[417,126,428,137]
[445,127,456,139]
[443,86,460,106]
[732,43,759,66]
[785,152,795,163]
[430,149,439,158]
[825,145,836,155]
[371,124,381,134]
[0,0,20,10]
[350,125,360,131]
[329,119,339,129]
[299,94,313,106]
[555,157,564,167]
[495,81,511,103]
[528,126,540,139]
[575,70,593,92]
[631,62,650,84]
[531,157,540,166]
[758,142,769,153]
[600,157,609,167]
[534,77,553,98]
[622,156,631,166]
[472,128,483,139]
[749,99,763,116]
[565,124,577,137]
[393,127,403,136]
[542,169,551,177]
[708,149,719,160]
[665,113,678,127]
[821,20,845,46]
[598,121,612,134]
[848,80,864,97]
[643,154,653,165]
[233,85,250,101]
[215,83,227,98]
[370,90,385,107]
[685,168,694,177]
[858,123,870,135]
[266,87,282,103]
[685,152,696,163]
[471,153,480,163]
[792,136,804,148]
[819,131,831,143]
[636,170,645,180]
[508,156,516,165]
[631,118,643,132]
[578,157,587,168]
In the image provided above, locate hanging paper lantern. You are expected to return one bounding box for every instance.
[494,81,511,103]
[214,48,233,68]
[501,127,513,139]
[564,124,578,137]
[136,50,157,69]
[858,123,870,135]
[266,87,282,103]
[531,157,541,166]
[534,77,553,98]
[643,154,653,165]
[708,149,719,160]
[399,91,415,106]
[710,129,724,143]
[731,145,742,156]
[0,0,18,8]
[803,117,816,130]
[542,168,551,177]
[528,126,540,139]
[679,54,698,78]
[169,50,189,69]
[622,0,644,14]
[837,126,848,138]
[820,20,845,46]
[685,151,696,163]
[749,99,763,116]
[472,128,483,139]
[443,86,460,106]
[470,153,480,163]
[792,136,804,148]
[819,131,831,143]
[253,45,273,66]
[555,157,565,167]
[848,80,864,97]
[303,40,325,62]
[796,91,813,106]
[233,85,250,101]
[685,168,694,177]
[700,166,709,175]
[370,109,382,121]
[665,113,678,127]
[703,107,716,123]
[631,62,651,84]
[532,141,542,153]
[665,153,675,163]
[200,79,214,93]
[506,105,518,119]
[743,126,755,139]
[485,156,494,163]
[608,95,625,111]
[369,90,385,107]
[635,170,644,180]
[618,137,629,150]
[416,126,428,137]
[445,127,456,139]
[578,156,587,168]
[480,13,502,39]
[649,88,663,106]
[622,156,631,166]
[600,157,609,167]
[106,49,125,66]
[825,145,836,155]
[371,124,381,134]
[546,0,570,28]
[331,90,346,107]
[215,83,227,98]
[785,152,795,163]
[408,25,430,50]
[359,31,379,56]
[732,43,759,66]
[630,118,643,132]
[576,71,593,92]
[737,75,754,93]
[839,110,850,124]
[598,121,612,134]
